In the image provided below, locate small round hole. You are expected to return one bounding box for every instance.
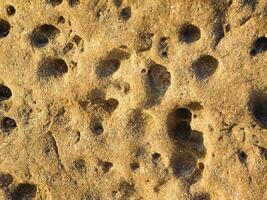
[179,23,201,43]
[120,6,131,21]
[94,125,103,135]
[0,19,11,38]
[58,16,65,24]
[0,85,12,101]
[101,161,113,173]
[105,98,119,113]
[130,162,140,171]
[90,119,104,135]
[152,153,161,162]
[1,117,17,132]
[113,0,122,7]
[225,24,231,33]
[6,5,16,16]
[192,55,219,80]
[198,162,205,171]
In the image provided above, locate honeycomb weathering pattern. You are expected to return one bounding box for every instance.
[0,0,266,200]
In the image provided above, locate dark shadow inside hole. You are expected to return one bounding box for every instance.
[145,63,171,106]
[0,85,12,101]
[171,153,197,178]
[58,16,65,24]
[11,183,37,200]
[72,35,84,46]
[120,6,131,21]
[6,5,16,16]
[113,0,122,7]
[258,146,267,160]
[100,161,113,173]
[96,59,120,78]
[192,193,211,200]
[1,117,17,132]
[89,88,106,105]
[225,24,231,33]
[192,55,218,80]
[198,162,205,171]
[118,181,136,199]
[212,22,224,47]
[38,58,68,78]
[174,121,192,140]
[130,162,140,171]
[249,92,267,129]
[104,98,119,113]
[0,173,13,188]
[187,167,202,185]
[188,131,206,157]
[0,19,10,38]
[68,0,80,7]
[90,118,104,135]
[30,24,60,48]
[47,0,63,6]
[237,150,247,165]
[174,108,192,122]
[167,107,192,140]
[179,23,201,43]
[31,33,48,48]
[250,37,267,56]
[152,153,161,163]
[158,37,168,58]
[241,0,257,11]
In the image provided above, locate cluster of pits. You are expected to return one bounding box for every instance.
[167,107,206,184]
[0,172,37,200]
[87,88,120,136]
[0,85,17,134]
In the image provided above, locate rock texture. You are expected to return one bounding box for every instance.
[0,0,266,199]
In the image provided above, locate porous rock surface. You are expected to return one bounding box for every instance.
[0,0,266,199]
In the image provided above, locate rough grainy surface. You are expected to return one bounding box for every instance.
[0,0,266,199]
